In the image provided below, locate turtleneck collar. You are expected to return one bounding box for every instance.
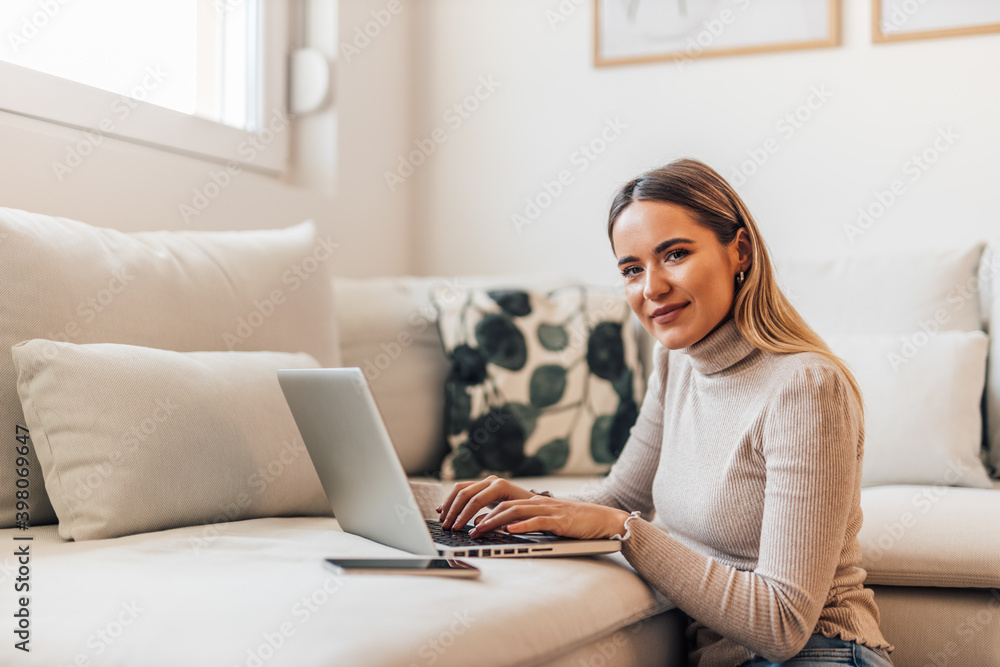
[676,316,758,375]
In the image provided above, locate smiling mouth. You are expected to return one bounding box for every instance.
[651,303,688,324]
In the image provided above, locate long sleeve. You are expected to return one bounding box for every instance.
[618,363,861,663]
[567,343,669,515]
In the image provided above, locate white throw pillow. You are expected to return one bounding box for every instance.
[0,207,341,528]
[12,340,332,541]
[825,332,992,488]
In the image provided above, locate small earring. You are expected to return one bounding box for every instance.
[737,270,745,286]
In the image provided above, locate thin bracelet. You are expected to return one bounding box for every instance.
[612,511,642,542]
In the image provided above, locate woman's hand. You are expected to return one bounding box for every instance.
[437,475,535,531]
[470,496,629,540]
[436,475,630,540]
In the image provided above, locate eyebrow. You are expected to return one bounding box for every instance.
[617,237,695,267]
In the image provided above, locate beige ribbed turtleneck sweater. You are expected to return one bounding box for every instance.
[571,316,894,666]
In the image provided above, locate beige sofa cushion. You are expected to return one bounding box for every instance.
[0,208,340,528]
[12,340,331,541]
[15,517,676,667]
[483,477,1000,589]
[333,276,454,475]
[858,484,1000,588]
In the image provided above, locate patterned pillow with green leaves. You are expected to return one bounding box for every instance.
[433,285,645,480]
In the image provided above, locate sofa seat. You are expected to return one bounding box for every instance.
[3,517,676,667]
[476,476,1000,589]
[857,482,1000,588]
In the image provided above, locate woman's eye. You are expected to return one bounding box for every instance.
[621,266,641,277]
[665,249,689,262]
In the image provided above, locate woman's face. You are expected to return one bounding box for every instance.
[612,200,748,350]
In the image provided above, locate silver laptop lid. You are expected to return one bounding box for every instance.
[277,368,438,556]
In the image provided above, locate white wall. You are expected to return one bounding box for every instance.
[0,0,416,276]
[3,0,997,283]
[407,0,1000,284]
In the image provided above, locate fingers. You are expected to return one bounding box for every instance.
[439,476,501,530]
[447,480,512,531]
[469,499,556,537]
[436,480,478,523]
[504,516,555,534]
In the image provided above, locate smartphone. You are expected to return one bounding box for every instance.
[323,557,481,578]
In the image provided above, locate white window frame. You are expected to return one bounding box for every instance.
[0,0,289,174]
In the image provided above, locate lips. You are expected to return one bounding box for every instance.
[651,303,686,318]
[650,302,688,324]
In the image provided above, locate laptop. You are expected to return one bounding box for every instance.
[277,368,621,559]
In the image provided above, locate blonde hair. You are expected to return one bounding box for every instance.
[607,158,864,415]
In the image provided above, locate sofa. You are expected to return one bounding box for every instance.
[336,245,1000,667]
[1,206,999,666]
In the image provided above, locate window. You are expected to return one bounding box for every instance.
[0,0,289,172]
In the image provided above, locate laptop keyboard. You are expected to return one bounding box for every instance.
[425,520,533,547]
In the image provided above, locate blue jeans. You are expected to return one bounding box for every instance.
[740,633,894,666]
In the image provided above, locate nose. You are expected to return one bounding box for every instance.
[642,264,670,302]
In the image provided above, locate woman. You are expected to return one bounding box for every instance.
[436,158,896,667]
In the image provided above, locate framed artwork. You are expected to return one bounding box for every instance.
[594,0,841,67]
[873,1,1000,43]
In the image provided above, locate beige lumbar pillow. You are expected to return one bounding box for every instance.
[0,207,340,528]
[12,339,332,541]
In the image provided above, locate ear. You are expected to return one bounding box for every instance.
[733,227,752,272]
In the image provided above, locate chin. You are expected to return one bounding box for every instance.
[652,316,719,350]
[652,325,696,350]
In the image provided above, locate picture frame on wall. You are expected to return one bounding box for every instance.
[594,0,841,68]
[873,1,1000,44]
